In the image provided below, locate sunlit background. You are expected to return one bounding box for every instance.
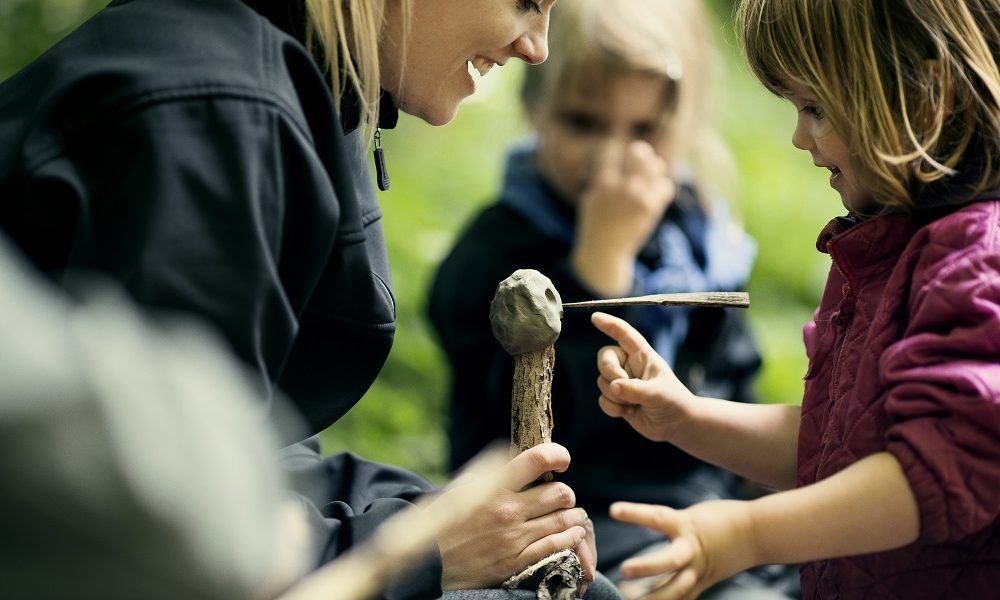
[3,0,834,483]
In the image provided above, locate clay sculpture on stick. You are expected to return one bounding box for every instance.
[489,269,582,600]
[490,269,563,475]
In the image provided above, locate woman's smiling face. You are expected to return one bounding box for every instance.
[782,79,877,215]
[381,0,555,126]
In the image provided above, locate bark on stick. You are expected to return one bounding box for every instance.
[490,270,582,599]
[510,345,556,481]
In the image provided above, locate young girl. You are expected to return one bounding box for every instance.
[592,0,1000,597]
[0,0,621,597]
[429,1,798,596]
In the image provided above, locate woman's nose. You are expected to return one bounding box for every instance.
[513,19,549,64]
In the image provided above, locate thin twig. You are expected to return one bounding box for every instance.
[562,291,749,309]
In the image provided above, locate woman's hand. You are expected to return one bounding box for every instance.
[592,311,695,442]
[611,500,759,600]
[571,140,675,297]
[432,443,596,591]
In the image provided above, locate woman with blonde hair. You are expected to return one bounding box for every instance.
[0,1,620,598]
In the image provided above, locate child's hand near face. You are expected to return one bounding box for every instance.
[592,311,695,442]
[571,140,675,297]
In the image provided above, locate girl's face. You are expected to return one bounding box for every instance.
[381,0,555,126]
[532,71,673,204]
[782,80,876,215]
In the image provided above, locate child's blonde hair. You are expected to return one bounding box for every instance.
[522,0,732,190]
[738,0,1000,211]
[304,0,411,135]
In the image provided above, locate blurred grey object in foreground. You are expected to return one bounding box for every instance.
[0,235,309,600]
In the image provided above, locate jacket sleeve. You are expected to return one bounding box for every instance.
[882,243,1000,543]
[281,439,443,600]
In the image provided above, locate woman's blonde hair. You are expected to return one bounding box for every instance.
[522,0,734,195]
[304,0,411,135]
[738,0,1000,211]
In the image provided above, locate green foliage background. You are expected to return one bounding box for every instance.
[3,0,833,484]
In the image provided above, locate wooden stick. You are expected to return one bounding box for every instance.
[509,345,555,482]
[562,291,749,309]
[505,344,583,598]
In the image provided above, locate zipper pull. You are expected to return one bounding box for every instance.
[373,128,390,191]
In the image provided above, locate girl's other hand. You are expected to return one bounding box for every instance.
[610,500,758,600]
[592,312,694,442]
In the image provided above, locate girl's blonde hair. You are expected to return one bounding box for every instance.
[738,0,1000,211]
[304,0,411,135]
[522,0,734,195]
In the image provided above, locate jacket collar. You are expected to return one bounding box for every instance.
[818,211,915,258]
[338,84,399,133]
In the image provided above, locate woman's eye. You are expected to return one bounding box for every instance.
[517,0,542,14]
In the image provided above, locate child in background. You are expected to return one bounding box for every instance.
[594,0,1000,598]
[430,1,794,596]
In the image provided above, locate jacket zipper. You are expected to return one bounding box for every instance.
[373,128,390,191]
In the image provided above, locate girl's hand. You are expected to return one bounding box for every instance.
[571,140,675,296]
[611,500,759,600]
[592,312,695,442]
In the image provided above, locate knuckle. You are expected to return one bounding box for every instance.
[557,509,576,530]
[526,447,551,472]
[550,482,576,508]
[492,500,521,525]
[570,508,589,528]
